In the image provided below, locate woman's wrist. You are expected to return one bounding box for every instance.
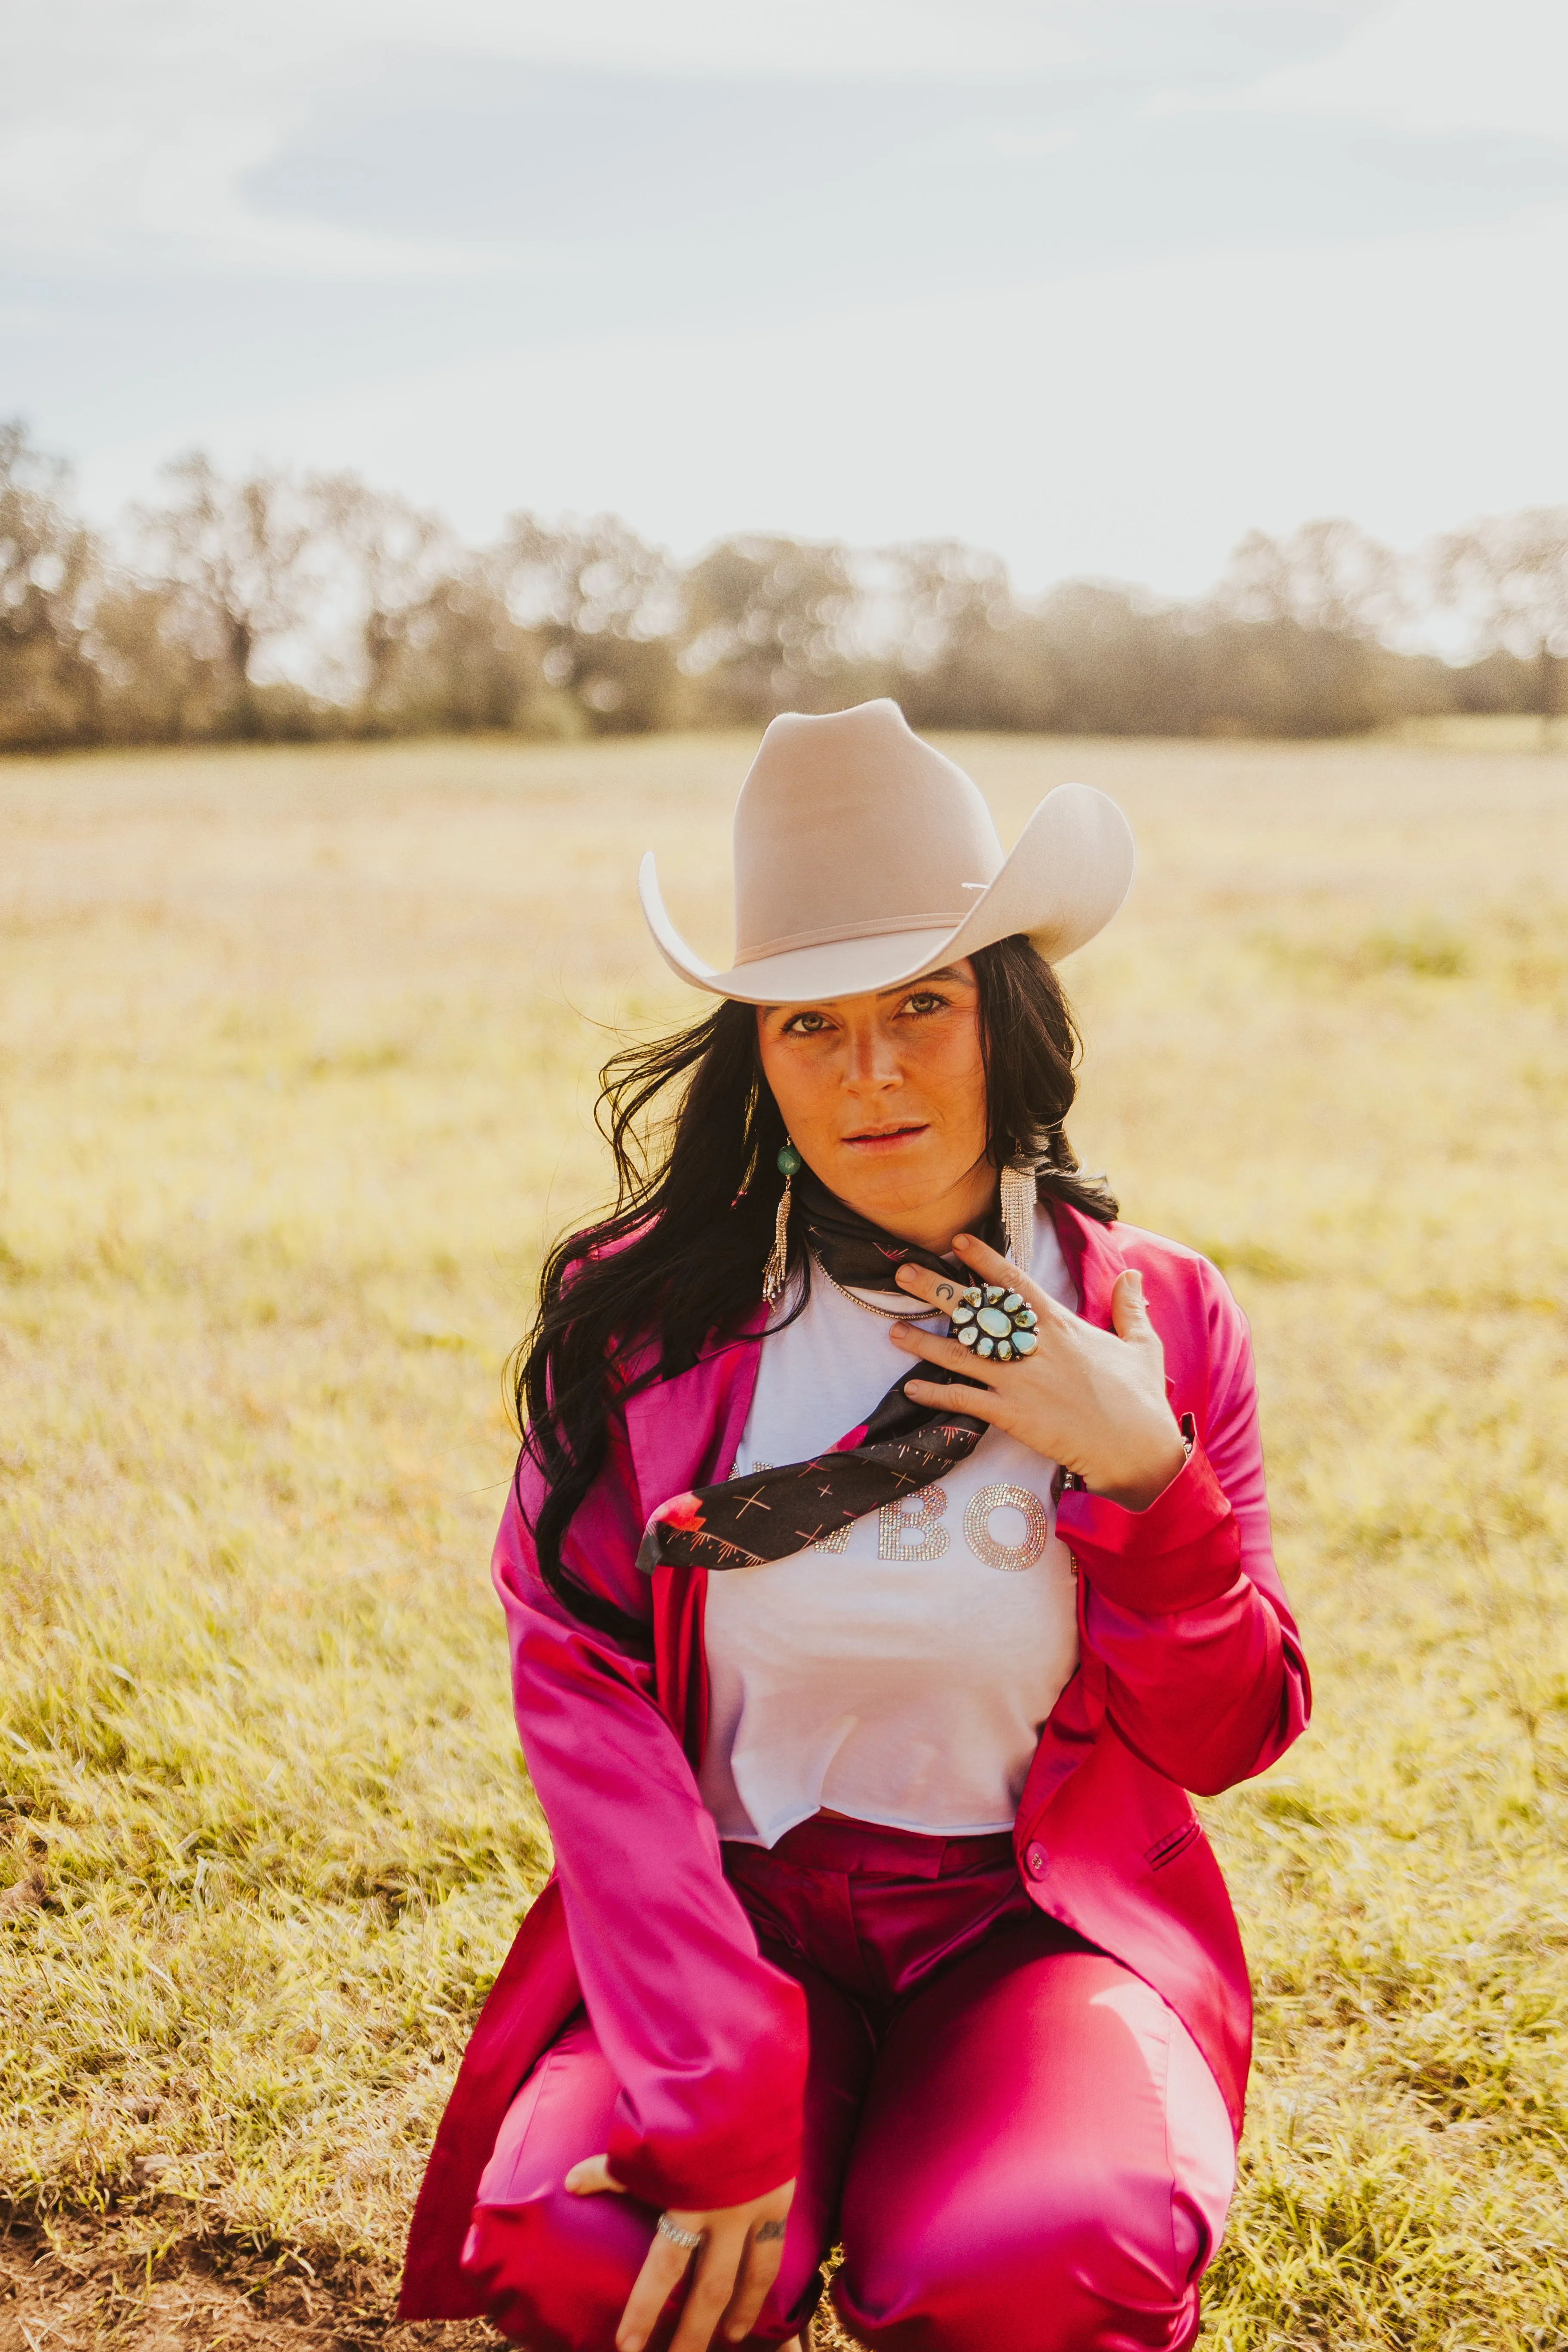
[1086,1416,1191,1512]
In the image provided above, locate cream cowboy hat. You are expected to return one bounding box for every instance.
[639,698,1136,1004]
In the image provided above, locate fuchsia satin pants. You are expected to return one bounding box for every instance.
[461,1815,1235,2352]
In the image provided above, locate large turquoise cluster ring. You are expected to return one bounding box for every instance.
[949,1284,1039,1363]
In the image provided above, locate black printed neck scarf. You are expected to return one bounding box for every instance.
[635,1170,1014,1575]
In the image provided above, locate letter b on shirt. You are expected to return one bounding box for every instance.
[878,1485,949,1560]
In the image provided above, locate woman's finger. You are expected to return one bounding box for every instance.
[901,1375,1007,1422]
[895,1245,1076,1345]
[565,2153,626,2196]
[668,2230,745,2352]
[616,2233,696,2352]
[950,1232,1072,1326]
[892,1262,977,1315]
[886,1320,1005,1377]
[720,2220,788,2343]
[1110,1267,1162,1355]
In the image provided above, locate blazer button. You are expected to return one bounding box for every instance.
[1025,1843,1047,1877]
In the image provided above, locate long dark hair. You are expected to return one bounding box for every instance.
[512,936,1115,1635]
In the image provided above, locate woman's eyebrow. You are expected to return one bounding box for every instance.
[763,966,969,1020]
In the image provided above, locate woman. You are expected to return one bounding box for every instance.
[400,701,1310,2352]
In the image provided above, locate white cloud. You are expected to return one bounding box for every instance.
[74,209,1568,597]
[12,0,1568,591]
[0,0,1280,274]
[1234,0,1568,137]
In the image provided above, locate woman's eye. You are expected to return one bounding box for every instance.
[903,992,946,1015]
[782,1011,828,1035]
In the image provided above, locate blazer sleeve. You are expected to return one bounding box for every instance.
[1054,1256,1311,1796]
[493,1424,807,2210]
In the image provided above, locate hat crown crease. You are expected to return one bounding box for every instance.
[637,698,1136,1004]
[732,701,1003,963]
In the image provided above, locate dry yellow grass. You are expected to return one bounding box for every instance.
[2,729,1567,2347]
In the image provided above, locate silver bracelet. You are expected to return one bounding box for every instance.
[655,2213,705,2253]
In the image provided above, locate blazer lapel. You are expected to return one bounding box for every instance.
[624,1311,768,1764]
[1049,1196,1127,1329]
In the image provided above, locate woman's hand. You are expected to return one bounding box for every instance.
[565,2154,796,2352]
[889,1234,1186,1510]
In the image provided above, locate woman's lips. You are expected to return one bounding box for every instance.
[842,1124,928,1153]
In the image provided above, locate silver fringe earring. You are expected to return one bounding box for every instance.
[763,1141,801,1303]
[999,1155,1038,1270]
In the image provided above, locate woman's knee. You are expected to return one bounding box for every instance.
[462,2186,655,2351]
[835,2184,1206,2352]
[835,1944,1233,2350]
[461,2007,654,2348]
[460,1998,832,2349]
[463,2192,821,2352]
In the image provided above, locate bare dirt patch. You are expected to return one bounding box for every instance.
[0,2213,495,2352]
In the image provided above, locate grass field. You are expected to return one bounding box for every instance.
[2,729,1567,2349]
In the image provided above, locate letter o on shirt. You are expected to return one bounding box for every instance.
[963,1482,1051,1572]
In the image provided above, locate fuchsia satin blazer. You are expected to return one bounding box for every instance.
[398,1202,1311,2321]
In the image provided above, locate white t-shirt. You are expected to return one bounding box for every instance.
[697,1207,1081,1848]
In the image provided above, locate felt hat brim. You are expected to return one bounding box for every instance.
[639,780,1136,1004]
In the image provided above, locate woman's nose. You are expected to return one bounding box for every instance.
[842,1025,900,1087]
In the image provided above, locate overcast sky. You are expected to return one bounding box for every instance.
[5,0,1568,594]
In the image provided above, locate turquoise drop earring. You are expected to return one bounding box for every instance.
[763,1141,801,1303]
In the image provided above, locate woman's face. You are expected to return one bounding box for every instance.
[755,959,995,1248]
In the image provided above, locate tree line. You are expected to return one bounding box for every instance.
[3,420,1565,751]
